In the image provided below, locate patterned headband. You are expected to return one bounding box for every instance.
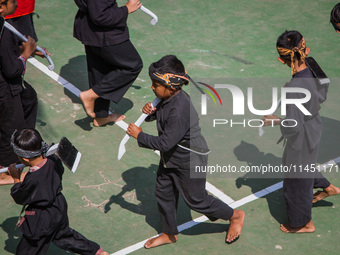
[10,130,51,159]
[277,37,307,75]
[149,64,189,88]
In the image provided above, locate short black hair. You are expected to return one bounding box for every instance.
[331,3,340,24]
[151,55,186,76]
[276,30,304,62]
[13,129,43,152]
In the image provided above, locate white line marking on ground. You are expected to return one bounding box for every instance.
[205,182,235,204]
[110,181,283,255]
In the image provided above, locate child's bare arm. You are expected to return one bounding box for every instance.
[8,164,21,184]
[127,123,143,139]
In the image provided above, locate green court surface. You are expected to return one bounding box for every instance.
[1,0,340,254]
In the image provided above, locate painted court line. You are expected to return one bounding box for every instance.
[205,182,235,204]
[110,181,283,255]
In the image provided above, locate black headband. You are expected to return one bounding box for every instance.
[149,63,190,88]
[10,130,51,159]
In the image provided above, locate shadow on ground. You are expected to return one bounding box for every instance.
[0,217,74,255]
[318,116,340,168]
[233,140,335,225]
[105,164,229,236]
[234,141,286,224]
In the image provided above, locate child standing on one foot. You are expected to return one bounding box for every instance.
[127,55,245,248]
[8,129,109,255]
[262,30,340,234]
[73,0,143,127]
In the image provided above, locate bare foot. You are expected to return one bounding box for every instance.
[79,89,99,118]
[93,113,126,127]
[0,173,14,185]
[100,252,109,255]
[226,209,245,244]
[144,233,177,249]
[313,184,340,203]
[280,220,315,233]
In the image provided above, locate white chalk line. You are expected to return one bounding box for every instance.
[111,181,284,255]
[205,182,235,204]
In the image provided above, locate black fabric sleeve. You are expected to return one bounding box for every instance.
[0,29,25,79]
[137,109,190,152]
[87,0,128,28]
[280,88,305,139]
[11,177,37,205]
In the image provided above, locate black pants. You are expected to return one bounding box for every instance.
[16,216,100,255]
[85,40,143,118]
[0,82,37,166]
[282,139,330,227]
[283,177,330,228]
[155,165,234,235]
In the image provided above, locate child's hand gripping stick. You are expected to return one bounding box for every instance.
[4,21,54,71]
[0,137,81,174]
[118,97,161,160]
[140,5,158,25]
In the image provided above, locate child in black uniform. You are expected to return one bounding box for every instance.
[330,2,340,33]
[8,129,109,255]
[262,31,340,233]
[127,55,245,248]
[0,0,39,185]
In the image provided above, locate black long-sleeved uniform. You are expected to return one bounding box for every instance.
[0,28,37,167]
[137,90,234,235]
[280,67,330,228]
[11,156,101,255]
